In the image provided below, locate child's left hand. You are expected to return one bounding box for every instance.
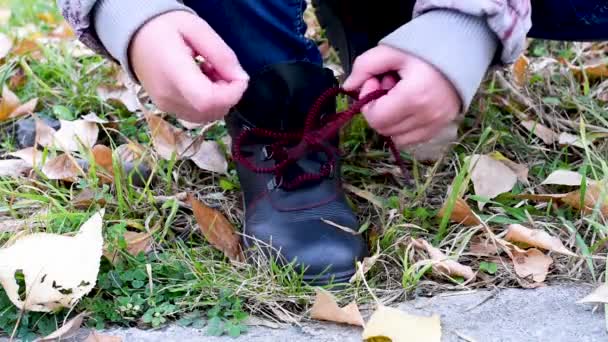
[343,45,461,148]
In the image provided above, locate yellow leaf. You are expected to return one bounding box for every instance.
[0,210,104,312]
[309,288,364,326]
[189,194,242,261]
[505,224,576,256]
[362,306,441,342]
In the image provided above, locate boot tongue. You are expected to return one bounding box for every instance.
[234,62,337,131]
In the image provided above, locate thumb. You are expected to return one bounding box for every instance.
[343,46,406,91]
[182,17,249,82]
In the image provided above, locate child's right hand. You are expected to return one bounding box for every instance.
[130,11,249,123]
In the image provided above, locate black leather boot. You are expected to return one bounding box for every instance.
[226,62,367,284]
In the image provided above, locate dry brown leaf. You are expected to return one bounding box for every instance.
[72,188,106,209]
[188,140,228,174]
[0,32,12,59]
[570,62,608,81]
[558,132,586,148]
[0,85,37,121]
[189,194,242,261]
[561,182,608,217]
[104,231,153,264]
[97,85,139,112]
[489,151,529,185]
[0,159,30,177]
[521,120,558,145]
[412,238,475,281]
[541,170,583,186]
[38,312,88,341]
[578,284,608,304]
[84,332,122,342]
[505,224,576,256]
[53,119,99,151]
[438,198,482,226]
[92,145,114,183]
[41,154,80,181]
[512,55,530,87]
[349,252,380,283]
[146,114,190,160]
[500,240,552,283]
[9,67,26,88]
[309,289,364,327]
[515,193,567,202]
[343,183,384,208]
[362,305,441,342]
[12,38,40,56]
[8,147,43,167]
[81,112,108,124]
[35,118,56,147]
[469,237,499,256]
[468,154,518,209]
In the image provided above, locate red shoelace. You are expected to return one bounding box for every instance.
[232,87,411,189]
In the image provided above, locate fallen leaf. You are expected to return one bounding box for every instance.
[515,193,567,202]
[469,237,499,256]
[578,284,608,304]
[92,145,114,183]
[570,62,608,81]
[0,159,30,177]
[558,132,587,148]
[123,231,153,256]
[52,119,99,151]
[343,183,384,208]
[468,154,518,209]
[0,85,37,121]
[35,118,56,147]
[81,112,108,124]
[0,33,12,59]
[489,151,529,185]
[7,147,43,167]
[116,142,146,163]
[9,67,26,88]
[146,113,192,160]
[512,55,529,87]
[84,331,122,342]
[309,289,364,326]
[12,38,40,57]
[97,85,139,112]
[561,182,608,217]
[521,120,558,145]
[38,312,88,341]
[41,153,80,181]
[0,8,11,26]
[541,170,584,186]
[189,194,242,261]
[350,252,380,283]
[188,140,228,174]
[362,305,441,342]
[72,188,106,209]
[0,218,30,233]
[412,238,475,281]
[50,21,75,40]
[500,240,552,283]
[0,210,104,312]
[505,224,576,256]
[438,198,482,226]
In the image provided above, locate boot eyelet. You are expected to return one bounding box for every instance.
[261,145,274,161]
[266,176,283,190]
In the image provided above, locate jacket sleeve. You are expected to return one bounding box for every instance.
[57,0,194,79]
[380,0,531,110]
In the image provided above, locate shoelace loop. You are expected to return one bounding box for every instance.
[232,87,411,189]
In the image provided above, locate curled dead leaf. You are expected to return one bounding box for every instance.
[561,182,608,217]
[97,85,139,112]
[412,238,475,281]
[53,119,99,151]
[505,224,575,256]
[38,312,88,341]
[438,198,482,226]
[0,85,37,121]
[104,231,153,264]
[521,120,558,145]
[499,239,552,283]
[512,55,530,87]
[189,194,242,261]
[41,153,81,182]
[541,170,583,186]
[309,288,364,326]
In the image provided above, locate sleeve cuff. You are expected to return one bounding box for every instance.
[93,0,195,81]
[380,10,498,110]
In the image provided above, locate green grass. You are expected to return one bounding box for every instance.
[1,0,608,340]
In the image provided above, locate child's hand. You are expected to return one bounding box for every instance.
[343,45,461,148]
[130,11,249,123]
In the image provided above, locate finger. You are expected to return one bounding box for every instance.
[381,74,399,90]
[181,17,249,82]
[359,78,381,113]
[392,124,438,147]
[362,80,418,132]
[343,46,406,90]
